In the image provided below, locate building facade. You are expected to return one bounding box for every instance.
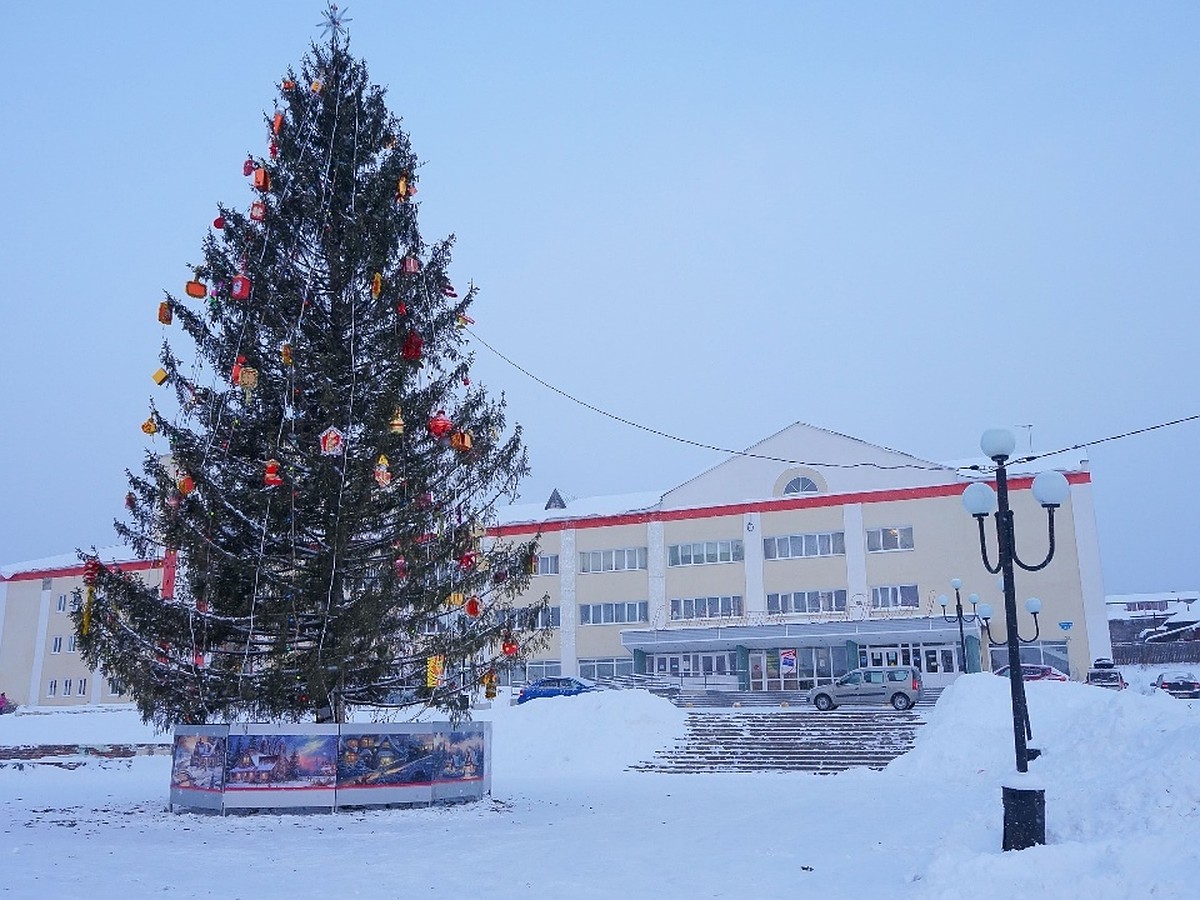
[0,549,164,708]
[493,423,1111,690]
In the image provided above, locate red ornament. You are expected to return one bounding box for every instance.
[442,282,457,298]
[401,332,423,360]
[269,140,279,159]
[125,492,136,511]
[272,111,284,135]
[253,168,271,192]
[185,280,208,299]
[502,637,519,657]
[231,275,251,300]
[393,556,408,578]
[250,200,266,222]
[402,256,420,274]
[83,559,101,586]
[158,301,172,325]
[231,355,246,386]
[177,475,196,496]
[193,652,205,668]
[396,301,407,316]
[458,551,477,571]
[243,158,255,177]
[464,596,482,618]
[213,215,225,229]
[264,459,283,488]
[428,410,453,440]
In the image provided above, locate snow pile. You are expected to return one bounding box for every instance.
[483,688,688,779]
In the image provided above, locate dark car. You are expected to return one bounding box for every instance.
[1085,668,1127,691]
[1152,671,1200,699]
[993,664,1069,682]
[515,676,599,704]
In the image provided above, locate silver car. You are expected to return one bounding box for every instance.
[807,666,923,711]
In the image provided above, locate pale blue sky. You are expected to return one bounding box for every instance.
[1,2,1196,592]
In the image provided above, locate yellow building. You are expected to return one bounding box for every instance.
[0,548,164,708]
[492,423,1110,691]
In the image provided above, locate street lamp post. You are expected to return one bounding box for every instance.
[937,579,982,673]
[961,427,1070,852]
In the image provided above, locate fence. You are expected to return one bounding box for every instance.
[1111,642,1200,666]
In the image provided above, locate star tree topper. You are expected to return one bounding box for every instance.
[318,3,352,40]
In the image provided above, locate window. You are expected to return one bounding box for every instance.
[866,526,914,552]
[532,606,561,629]
[47,679,58,697]
[767,589,848,614]
[77,678,87,696]
[56,594,68,613]
[669,595,744,621]
[579,602,649,625]
[42,577,53,591]
[68,635,78,652]
[536,554,559,576]
[667,540,744,567]
[763,531,845,560]
[578,657,635,680]
[63,679,72,696]
[107,678,125,695]
[871,585,920,609]
[783,476,819,495]
[579,547,648,573]
[51,636,63,654]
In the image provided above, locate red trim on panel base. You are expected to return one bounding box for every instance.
[489,472,1091,538]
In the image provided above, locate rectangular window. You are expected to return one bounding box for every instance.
[871,584,920,609]
[763,532,846,560]
[77,678,87,696]
[536,554,559,576]
[579,602,648,625]
[63,679,72,696]
[52,636,63,654]
[867,526,915,552]
[56,594,68,613]
[68,635,78,652]
[579,547,648,574]
[107,678,125,695]
[669,595,743,621]
[532,606,561,629]
[667,540,744,567]
[768,589,848,615]
[48,679,58,697]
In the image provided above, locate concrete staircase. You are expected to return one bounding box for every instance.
[629,707,924,774]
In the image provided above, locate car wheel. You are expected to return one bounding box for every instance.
[890,693,913,711]
[813,694,835,711]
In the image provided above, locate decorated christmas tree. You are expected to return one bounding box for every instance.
[74,5,545,730]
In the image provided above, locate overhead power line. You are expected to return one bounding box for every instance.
[468,329,1199,476]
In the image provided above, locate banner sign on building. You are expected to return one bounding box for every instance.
[779,648,797,675]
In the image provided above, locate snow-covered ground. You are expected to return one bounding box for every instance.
[1,670,1197,899]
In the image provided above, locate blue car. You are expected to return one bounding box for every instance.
[515,676,599,704]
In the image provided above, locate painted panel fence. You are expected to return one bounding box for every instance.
[170,721,491,813]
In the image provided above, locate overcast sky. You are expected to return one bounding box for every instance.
[1,2,1196,593]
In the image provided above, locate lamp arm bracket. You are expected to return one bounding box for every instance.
[1013,508,1057,573]
[977,516,1002,575]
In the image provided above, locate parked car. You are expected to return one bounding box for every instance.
[1085,667,1128,691]
[807,666,922,711]
[516,676,599,704]
[1152,671,1200,699]
[993,664,1069,682]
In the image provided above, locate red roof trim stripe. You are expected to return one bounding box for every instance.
[489,472,1091,537]
[2,559,164,583]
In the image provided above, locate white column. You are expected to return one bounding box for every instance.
[28,582,52,706]
[843,504,867,606]
[1070,482,1112,662]
[559,529,578,676]
[743,512,764,613]
[647,521,666,626]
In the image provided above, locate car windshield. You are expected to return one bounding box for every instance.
[1163,673,1196,681]
[1089,672,1120,682]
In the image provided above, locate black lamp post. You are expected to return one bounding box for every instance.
[962,427,1070,852]
[937,579,982,673]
